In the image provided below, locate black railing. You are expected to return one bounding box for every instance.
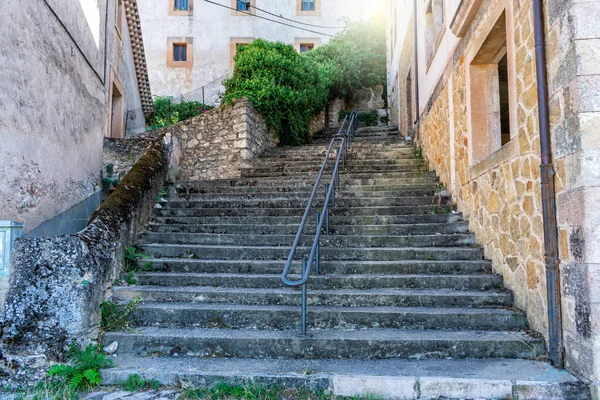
[281,107,359,335]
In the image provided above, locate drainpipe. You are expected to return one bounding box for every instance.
[413,0,420,126]
[532,0,564,368]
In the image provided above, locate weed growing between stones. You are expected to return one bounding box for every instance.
[9,344,114,398]
[12,380,78,400]
[179,382,383,400]
[100,298,142,331]
[124,246,152,273]
[118,373,161,391]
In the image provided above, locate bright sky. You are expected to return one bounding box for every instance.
[346,0,387,21]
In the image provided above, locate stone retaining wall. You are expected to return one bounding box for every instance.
[160,99,275,181]
[0,134,177,385]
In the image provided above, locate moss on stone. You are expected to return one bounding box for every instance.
[86,138,167,244]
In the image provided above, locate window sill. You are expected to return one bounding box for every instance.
[169,10,193,16]
[469,138,519,180]
[297,10,321,16]
[167,61,193,68]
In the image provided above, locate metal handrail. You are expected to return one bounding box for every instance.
[281,107,359,335]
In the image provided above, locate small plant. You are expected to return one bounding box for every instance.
[124,246,152,273]
[124,271,137,285]
[414,146,424,160]
[101,298,142,331]
[102,164,124,195]
[47,343,113,392]
[118,373,161,392]
[156,186,170,202]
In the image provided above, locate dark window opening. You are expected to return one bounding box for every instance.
[302,0,316,11]
[237,0,251,11]
[299,43,314,53]
[174,0,189,11]
[174,44,187,62]
[498,53,511,146]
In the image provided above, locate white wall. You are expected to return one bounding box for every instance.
[0,0,144,233]
[139,0,381,96]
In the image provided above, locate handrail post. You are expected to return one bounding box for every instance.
[301,256,307,335]
[332,182,336,208]
[315,211,320,275]
[326,206,329,235]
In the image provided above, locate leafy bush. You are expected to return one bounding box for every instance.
[47,344,113,391]
[148,97,213,129]
[224,39,333,145]
[224,16,385,145]
[305,15,387,102]
[357,110,379,126]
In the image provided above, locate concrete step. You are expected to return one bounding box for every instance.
[102,327,546,360]
[173,175,436,190]
[137,244,484,261]
[251,158,421,167]
[99,356,589,400]
[114,286,512,308]
[147,222,470,236]
[139,259,492,275]
[160,196,441,210]
[241,162,423,174]
[167,188,438,201]
[137,232,477,248]
[152,212,464,227]
[230,171,436,183]
[129,303,528,331]
[174,183,437,195]
[132,272,502,291]
[156,205,444,218]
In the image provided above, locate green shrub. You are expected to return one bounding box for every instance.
[224,39,332,145]
[47,344,113,391]
[305,15,387,102]
[224,16,386,145]
[148,97,213,129]
[357,110,379,126]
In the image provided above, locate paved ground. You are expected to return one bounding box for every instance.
[82,390,181,399]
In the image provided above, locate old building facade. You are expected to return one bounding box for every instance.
[388,0,600,394]
[138,0,370,96]
[0,0,152,306]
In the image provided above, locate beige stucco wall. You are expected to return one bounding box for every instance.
[0,0,144,234]
[137,0,379,96]
[388,0,600,390]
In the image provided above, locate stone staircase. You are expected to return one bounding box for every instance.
[102,127,588,399]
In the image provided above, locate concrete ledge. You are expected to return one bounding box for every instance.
[469,138,519,180]
[100,357,589,400]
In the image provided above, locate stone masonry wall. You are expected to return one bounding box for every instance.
[413,0,600,387]
[417,0,549,356]
[163,99,275,181]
